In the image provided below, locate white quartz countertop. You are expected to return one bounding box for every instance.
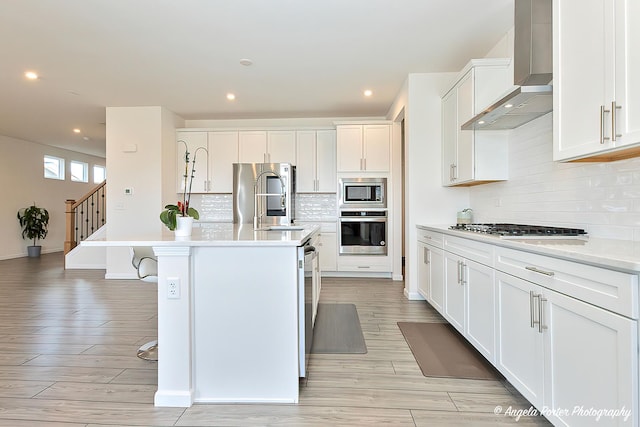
[82,223,320,248]
[417,224,640,273]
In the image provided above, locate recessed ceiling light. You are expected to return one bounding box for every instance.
[83,136,90,141]
[239,59,253,66]
[364,89,373,97]
[505,103,514,109]
[24,71,38,80]
[73,128,81,134]
[478,120,485,125]
[226,93,236,101]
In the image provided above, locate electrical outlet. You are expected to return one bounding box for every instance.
[167,277,180,299]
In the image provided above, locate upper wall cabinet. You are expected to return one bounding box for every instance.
[441,59,511,186]
[553,0,640,162]
[238,130,296,164]
[336,124,391,173]
[296,130,337,193]
[176,131,239,194]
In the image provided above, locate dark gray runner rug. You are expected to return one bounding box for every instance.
[397,322,501,380]
[311,303,367,354]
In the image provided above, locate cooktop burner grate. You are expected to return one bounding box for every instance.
[450,223,588,237]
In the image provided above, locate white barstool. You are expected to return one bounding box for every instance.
[130,247,158,361]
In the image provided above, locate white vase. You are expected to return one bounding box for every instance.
[175,216,194,237]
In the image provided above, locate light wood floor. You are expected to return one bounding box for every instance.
[0,253,552,426]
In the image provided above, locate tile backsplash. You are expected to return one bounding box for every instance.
[469,114,640,241]
[196,193,337,222]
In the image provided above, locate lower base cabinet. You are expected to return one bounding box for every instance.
[543,287,637,427]
[417,241,444,313]
[417,227,639,427]
[443,250,496,362]
[496,272,545,407]
[497,271,638,426]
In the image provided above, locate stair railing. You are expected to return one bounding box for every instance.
[64,181,106,254]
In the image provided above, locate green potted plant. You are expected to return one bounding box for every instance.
[17,203,50,257]
[160,144,202,235]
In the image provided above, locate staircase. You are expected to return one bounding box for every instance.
[64,181,107,269]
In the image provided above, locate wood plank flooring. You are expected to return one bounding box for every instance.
[0,253,552,426]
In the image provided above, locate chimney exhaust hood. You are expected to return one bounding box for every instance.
[462,0,552,131]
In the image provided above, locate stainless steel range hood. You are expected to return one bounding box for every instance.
[462,0,552,131]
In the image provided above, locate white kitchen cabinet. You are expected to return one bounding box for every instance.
[443,251,466,333]
[239,130,296,164]
[496,271,545,408]
[176,131,209,193]
[176,131,238,194]
[543,287,636,427]
[553,0,640,161]
[296,130,336,193]
[495,246,639,426]
[442,238,495,363]
[207,131,239,193]
[417,228,445,313]
[441,59,510,186]
[267,130,296,164]
[238,131,267,163]
[296,221,338,274]
[336,124,391,173]
[417,241,444,312]
[318,231,337,272]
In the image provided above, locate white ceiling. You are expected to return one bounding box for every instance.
[0,0,513,157]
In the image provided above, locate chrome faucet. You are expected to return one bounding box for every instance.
[253,170,286,229]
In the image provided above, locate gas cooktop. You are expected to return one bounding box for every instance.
[450,223,588,238]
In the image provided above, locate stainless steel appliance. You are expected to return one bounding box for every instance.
[339,177,386,209]
[297,237,318,377]
[339,210,387,255]
[450,223,588,239]
[232,163,295,228]
[462,0,553,130]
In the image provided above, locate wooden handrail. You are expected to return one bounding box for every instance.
[71,181,106,210]
[64,181,107,256]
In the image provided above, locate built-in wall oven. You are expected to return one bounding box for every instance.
[339,210,387,255]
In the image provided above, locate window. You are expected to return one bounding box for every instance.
[93,165,106,183]
[70,161,88,182]
[44,155,65,180]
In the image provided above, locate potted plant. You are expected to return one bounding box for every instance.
[160,144,202,235]
[17,203,50,257]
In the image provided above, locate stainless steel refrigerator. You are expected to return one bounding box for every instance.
[232,163,296,228]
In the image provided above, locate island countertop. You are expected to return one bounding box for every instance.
[81,222,320,248]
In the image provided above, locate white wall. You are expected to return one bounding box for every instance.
[387,73,469,300]
[469,114,640,241]
[0,135,105,260]
[105,106,182,278]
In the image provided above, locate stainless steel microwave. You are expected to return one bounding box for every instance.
[339,178,386,208]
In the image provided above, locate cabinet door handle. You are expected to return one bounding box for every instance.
[538,297,548,333]
[452,164,457,180]
[423,247,429,264]
[525,266,555,277]
[363,158,367,170]
[456,261,461,284]
[530,291,541,329]
[600,105,611,144]
[460,262,466,285]
[612,101,622,141]
[529,291,535,328]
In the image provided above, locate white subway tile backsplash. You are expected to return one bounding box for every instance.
[469,114,640,241]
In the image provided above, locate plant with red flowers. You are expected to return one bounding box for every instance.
[160,145,202,231]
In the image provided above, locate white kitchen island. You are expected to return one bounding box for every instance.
[83,223,320,407]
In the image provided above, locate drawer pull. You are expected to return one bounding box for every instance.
[525,266,555,277]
